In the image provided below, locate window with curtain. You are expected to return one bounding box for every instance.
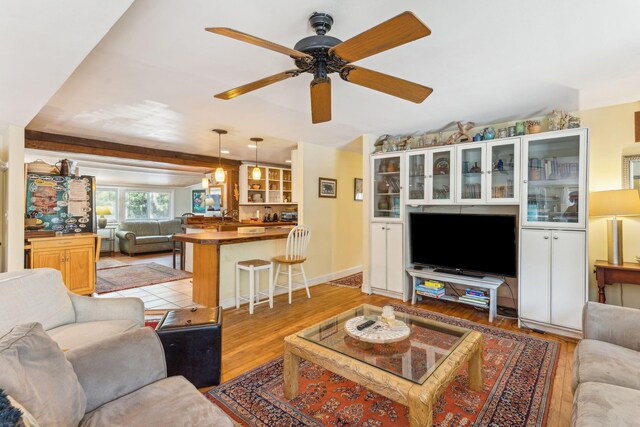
[95,188,118,223]
[125,191,171,220]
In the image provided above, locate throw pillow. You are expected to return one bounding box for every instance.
[0,323,86,427]
[0,390,40,427]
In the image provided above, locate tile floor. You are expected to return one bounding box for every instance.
[96,278,204,310]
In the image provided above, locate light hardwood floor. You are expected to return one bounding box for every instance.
[217,284,576,427]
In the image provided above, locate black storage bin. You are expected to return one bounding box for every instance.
[155,306,222,387]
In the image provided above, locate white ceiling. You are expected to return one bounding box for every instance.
[23,0,640,162]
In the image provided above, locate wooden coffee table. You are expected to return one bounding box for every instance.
[284,304,483,427]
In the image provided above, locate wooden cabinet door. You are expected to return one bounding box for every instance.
[66,246,95,295]
[370,223,388,290]
[385,223,404,295]
[32,248,66,279]
[519,229,551,324]
[550,230,586,330]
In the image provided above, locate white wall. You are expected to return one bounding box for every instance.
[0,125,25,271]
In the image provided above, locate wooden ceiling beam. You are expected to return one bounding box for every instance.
[24,130,241,169]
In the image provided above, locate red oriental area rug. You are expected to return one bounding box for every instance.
[207,304,559,426]
[326,272,363,288]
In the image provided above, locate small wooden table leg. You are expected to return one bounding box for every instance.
[283,342,300,400]
[595,267,606,303]
[408,390,432,427]
[468,337,483,392]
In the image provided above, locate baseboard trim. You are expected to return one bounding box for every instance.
[218,265,363,309]
[518,318,582,339]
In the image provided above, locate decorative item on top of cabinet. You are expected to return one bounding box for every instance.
[527,120,542,134]
[445,121,475,145]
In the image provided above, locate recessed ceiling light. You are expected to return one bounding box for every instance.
[285,160,292,163]
[221,150,230,154]
[248,144,256,148]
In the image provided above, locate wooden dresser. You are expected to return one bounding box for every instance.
[25,234,101,295]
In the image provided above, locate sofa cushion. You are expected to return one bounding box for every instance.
[572,382,640,427]
[118,220,160,237]
[572,339,640,392]
[158,219,182,235]
[0,269,75,337]
[0,323,86,427]
[79,376,233,427]
[135,235,170,245]
[47,320,140,351]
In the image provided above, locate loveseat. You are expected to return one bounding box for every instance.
[0,268,144,350]
[116,219,182,255]
[571,302,640,426]
[0,323,233,426]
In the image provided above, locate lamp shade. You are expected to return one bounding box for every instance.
[96,206,112,216]
[589,189,640,217]
[251,166,262,180]
[214,167,225,183]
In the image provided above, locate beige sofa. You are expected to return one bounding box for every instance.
[572,302,640,426]
[0,323,233,426]
[0,268,143,350]
[116,219,183,255]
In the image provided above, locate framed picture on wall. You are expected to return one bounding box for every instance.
[192,189,206,213]
[354,178,363,201]
[318,177,337,198]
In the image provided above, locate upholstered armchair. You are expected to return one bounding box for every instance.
[0,268,144,350]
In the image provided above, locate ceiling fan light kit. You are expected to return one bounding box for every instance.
[206,11,433,124]
[213,128,227,183]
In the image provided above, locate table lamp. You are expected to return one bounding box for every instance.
[589,189,640,264]
[96,206,112,229]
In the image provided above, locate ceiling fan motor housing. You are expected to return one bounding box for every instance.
[293,12,346,79]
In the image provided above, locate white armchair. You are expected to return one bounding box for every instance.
[0,268,144,350]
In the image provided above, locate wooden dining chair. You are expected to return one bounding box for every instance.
[273,225,311,304]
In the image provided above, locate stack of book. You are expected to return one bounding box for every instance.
[458,289,489,307]
[415,280,445,299]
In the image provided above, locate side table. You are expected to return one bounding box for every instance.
[155,306,222,387]
[97,226,117,256]
[594,260,640,304]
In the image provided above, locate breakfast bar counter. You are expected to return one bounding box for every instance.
[172,229,290,307]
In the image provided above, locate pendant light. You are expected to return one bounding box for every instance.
[201,173,209,188]
[212,129,227,183]
[250,137,263,180]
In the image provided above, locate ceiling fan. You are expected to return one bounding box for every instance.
[206,11,433,124]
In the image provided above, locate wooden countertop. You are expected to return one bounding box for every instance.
[185,221,296,230]
[172,228,290,245]
[25,233,99,242]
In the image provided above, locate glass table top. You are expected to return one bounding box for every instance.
[298,304,471,384]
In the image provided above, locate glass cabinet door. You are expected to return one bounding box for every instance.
[521,129,587,228]
[372,154,403,221]
[486,138,520,204]
[266,168,281,203]
[406,151,426,204]
[456,144,486,203]
[427,147,454,204]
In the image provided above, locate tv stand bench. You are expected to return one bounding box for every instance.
[407,267,505,322]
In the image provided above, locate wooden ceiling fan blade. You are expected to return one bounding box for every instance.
[341,66,432,103]
[205,27,312,60]
[215,70,299,100]
[310,78,331,124]
[329,12,431,63]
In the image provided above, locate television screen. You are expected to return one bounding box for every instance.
[409,213,517,277]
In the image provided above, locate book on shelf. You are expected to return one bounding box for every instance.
[417,289,446,299]
[465,288,487,297]
[416,285,445,295]
[458,296,489,306]
[461,295,489,303]
[416,280,444,289]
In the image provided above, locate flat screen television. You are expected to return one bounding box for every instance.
[409,213,517,278]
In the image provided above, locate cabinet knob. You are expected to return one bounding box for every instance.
[553,236,559,240]
[486,171,491,175]
[544,236,549,239]
[523,179,528,183]
[428,175,433,178]
[382,226,385,230]
[480,171,485,174]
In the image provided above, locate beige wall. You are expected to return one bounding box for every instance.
[298,140,363,283]
[582,101,640,307]
[0,124,25,272]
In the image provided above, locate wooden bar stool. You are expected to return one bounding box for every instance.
[235,259,273,314]
[273,225,311,304]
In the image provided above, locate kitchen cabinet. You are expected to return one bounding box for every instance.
[371,153,404,222]
[370,223,405,298]
[486,138,520,204]
[240,165,295,205]
[519,229,586,331]
[405,150,427,204]
[427,146,455,204]
[521,128,588,228]
[455,144,486,204]
[28,234,100,295]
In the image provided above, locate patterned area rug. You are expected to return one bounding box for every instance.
[96,262,192,294]
[207,304,559,426]
[96,257,128,270]
[326,272,362,288]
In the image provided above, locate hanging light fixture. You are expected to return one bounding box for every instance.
[250,137,263,180]
[212,129,227,183]
[202,173,209,188]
